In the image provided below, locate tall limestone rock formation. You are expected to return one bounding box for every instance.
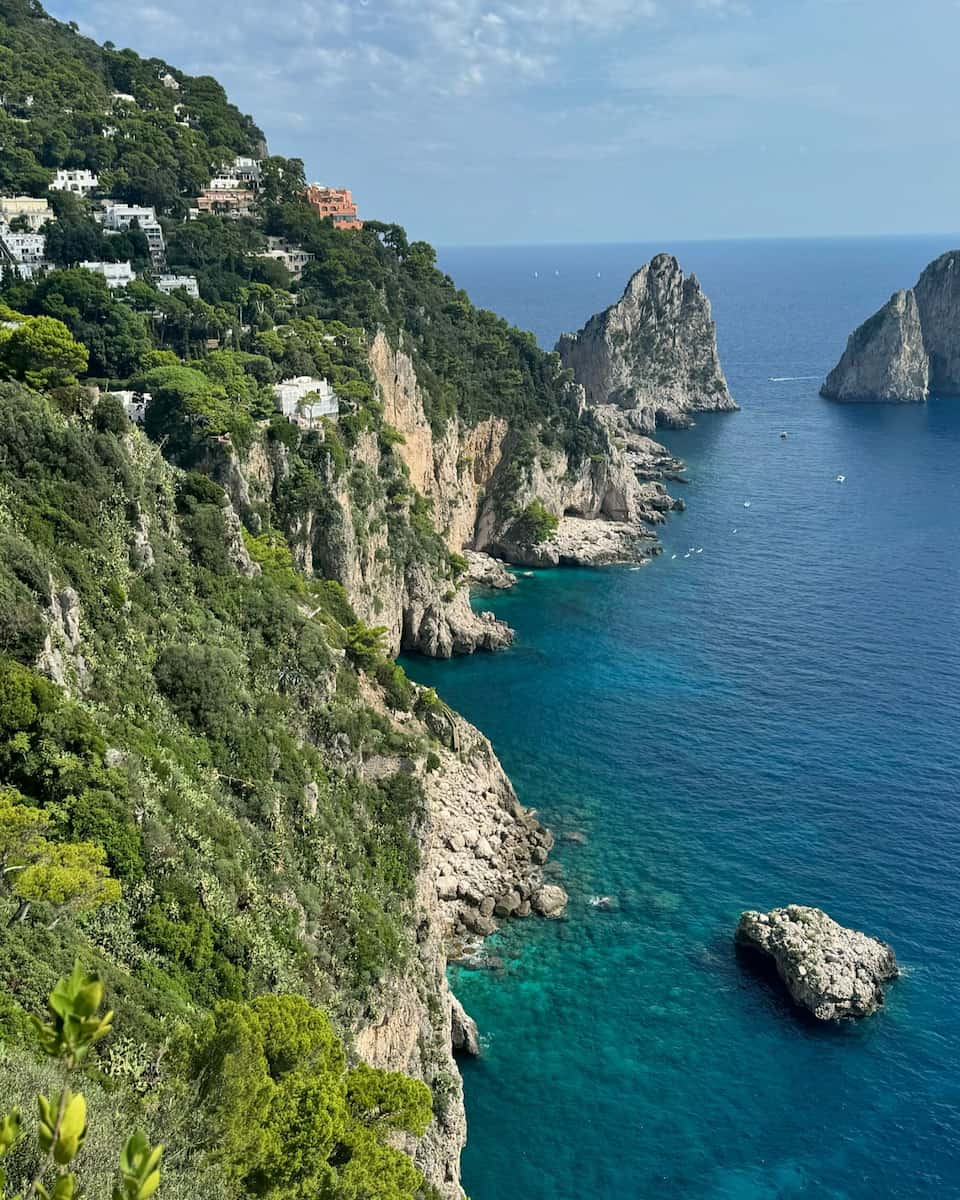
[822,250,960,403]
[556,253,737,433]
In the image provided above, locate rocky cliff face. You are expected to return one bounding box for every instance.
[355,699,565,1198]
[822,250,960,403]
[556,253,737,433]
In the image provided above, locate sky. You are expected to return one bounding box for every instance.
[48,0,960,245]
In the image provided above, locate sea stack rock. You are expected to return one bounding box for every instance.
[736,905,899,1020]
[556,253,737,433]
[821,249,960,403]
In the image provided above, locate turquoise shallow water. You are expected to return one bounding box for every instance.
[403,237,960,1198]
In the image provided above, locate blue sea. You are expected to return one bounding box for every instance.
[404,236,960,1199]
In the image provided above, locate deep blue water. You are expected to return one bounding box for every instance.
[404,237,960,1199]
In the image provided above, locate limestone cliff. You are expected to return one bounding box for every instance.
[354,697,563,1198]
[371,330,683,571]
[822,250,960,403]
[556,253,737,432]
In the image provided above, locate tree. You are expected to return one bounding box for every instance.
[193,995,430,1200]
[12,842,121,930]
[0,317,88,390]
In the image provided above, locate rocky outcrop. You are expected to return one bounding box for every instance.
[556,253,737,433]
[736,905,899,1020]
[37,581,88,693]
[356,700,566,1198]
[822,250,960,403]
[464,550,515,590]
[821,289,928,402]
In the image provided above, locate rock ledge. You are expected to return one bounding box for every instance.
[736,905,898,1020]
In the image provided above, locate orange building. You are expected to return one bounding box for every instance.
[304,185,363,230]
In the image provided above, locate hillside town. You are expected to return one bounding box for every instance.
[0,133,365,429]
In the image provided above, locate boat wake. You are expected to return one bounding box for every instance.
[769,374,819,382]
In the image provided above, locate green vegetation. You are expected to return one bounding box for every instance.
[0,961,162,1200]
[513,500,559,545]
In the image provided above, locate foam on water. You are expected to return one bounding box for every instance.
[403,236,960,1199]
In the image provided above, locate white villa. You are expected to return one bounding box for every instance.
[258,236,314,281]
[156,274,199,298]
[99,202,165,263]
[80,260,136,288]
[274,377,339,428]
[0,226,48,278]
[50,169,99,195]
[109,390,151,425]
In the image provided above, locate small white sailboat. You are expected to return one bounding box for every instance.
[732,527,738,533]
[743,501,752,508]
[533,270,539,278]
[835,474,846,483]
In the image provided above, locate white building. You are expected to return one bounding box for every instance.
[207,175,243,191]
[50,168,99,195]
[156,274,199,299]
[160,73,180,91]
[80,260,136,288]
[111,92,135,105]
[274,377,339,428]
[258,236,314,281]
[109,390,151,425]
[230,157,262,186]
[0,225,48,278]
[0,196,53,231]
[99,202,165,264]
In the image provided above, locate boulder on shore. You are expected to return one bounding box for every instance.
[531,884,568,919]
[736,905,898,1020]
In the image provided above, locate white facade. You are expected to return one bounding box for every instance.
[207,176,242,191]
[111,92,135,104]
[109,390,151,425]
[80,260,136,288]
[259,236,314,280]
[156,274,199,299]
[100,202,165,263]
[50,169,99,195]
[231,156,262,185]
[0,196,53,231]
[274,377,339,428]
[160,73,180,91]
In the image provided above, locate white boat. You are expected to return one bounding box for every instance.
[780,431,788,439]
[743,501,752,508]
[671,554,677,560]
[835,474,846,483]
[683,553,691,559]
[696,548,703,554]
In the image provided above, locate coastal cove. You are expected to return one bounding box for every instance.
[404,236,960,1199]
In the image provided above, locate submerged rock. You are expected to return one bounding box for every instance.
[736,905,898,1020]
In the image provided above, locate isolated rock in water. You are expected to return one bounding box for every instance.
[821,289,929,403]
[736,905,898,1020]
[822,249,960,403]
[556,253,737,433]
[531,884,568,918]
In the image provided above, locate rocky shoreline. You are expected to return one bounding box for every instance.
[356,700,567,1198]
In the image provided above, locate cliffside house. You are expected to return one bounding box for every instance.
[274,377,339,428]
[0,225,48,278]
[197,188,255,219]
[0,196,53,231]
[304,185,363,230]
[156,273,200,298]
[110,92,136,105]
[258,236,314,280]
[99,202,165,264]
[230,157,262,187]
[50,168,99,195]
[80,260,136,288]
[109,390,151,424]
[160,72,180,90]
